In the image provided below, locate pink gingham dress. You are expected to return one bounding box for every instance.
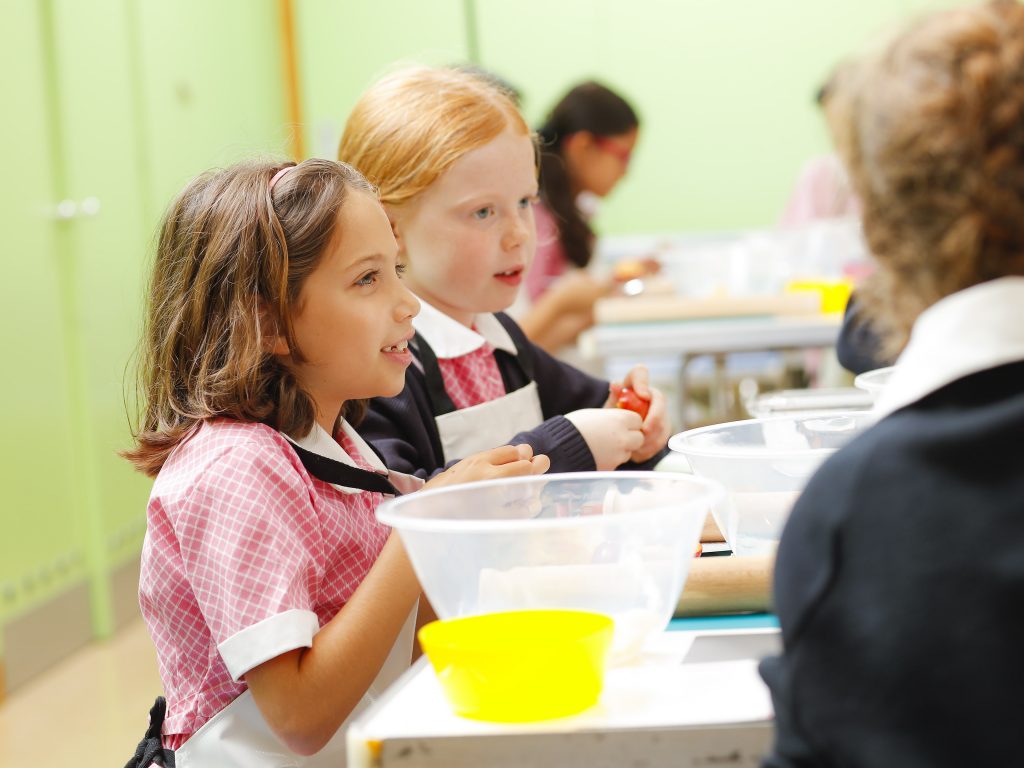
[139,418,392,748]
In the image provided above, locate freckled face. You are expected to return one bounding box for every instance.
[391,126,538,326]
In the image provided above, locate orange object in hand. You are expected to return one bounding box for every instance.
[615,387,650,420]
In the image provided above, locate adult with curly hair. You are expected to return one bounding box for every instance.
[760,2,1024,766]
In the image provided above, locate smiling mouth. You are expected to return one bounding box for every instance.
[496,268,523,278]
[381,340,409,353]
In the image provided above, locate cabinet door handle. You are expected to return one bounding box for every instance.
[52,197,101,220]
[79,196,101,216]
[54,199,78,220]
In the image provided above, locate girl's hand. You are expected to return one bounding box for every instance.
[607,366,671,464]
[426,444,549,490]
[565,408,645,470]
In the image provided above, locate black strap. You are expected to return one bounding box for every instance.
[289,440,402,496]
[411,332,459,416]
[124,696,175,768]
[413,318,535,418]
[493,312,536,383]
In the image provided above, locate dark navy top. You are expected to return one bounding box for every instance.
[358,311,666,479]
[761,359,1024,767]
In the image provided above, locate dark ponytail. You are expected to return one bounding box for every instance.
[537,82,638,268]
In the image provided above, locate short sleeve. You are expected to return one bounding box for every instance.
[174,440,323,679]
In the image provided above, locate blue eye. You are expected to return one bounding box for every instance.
[473,207,494,220]
[395,261,408,277]
[356,270,379,287]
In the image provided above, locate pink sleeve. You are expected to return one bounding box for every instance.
[527,203,569,302]
[778,154,859,228]
[174,441,322,647]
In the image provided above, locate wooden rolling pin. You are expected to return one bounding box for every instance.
[701,512,726,543]
[675,555,775,617]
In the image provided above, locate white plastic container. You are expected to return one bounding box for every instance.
[854,365,897,401]
[745,387,874,418]
[669,413,873,556]
[377,472,724,663]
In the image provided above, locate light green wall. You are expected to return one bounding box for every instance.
[294,0,967,235]
[295,0,469,159]
[475,0,966,235]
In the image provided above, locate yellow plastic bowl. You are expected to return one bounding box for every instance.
[418,609,614,722]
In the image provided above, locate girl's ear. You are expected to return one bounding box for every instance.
[258,301,290,356]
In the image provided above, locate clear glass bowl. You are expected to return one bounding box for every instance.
[669,413,873,556]
[377,472,724,663]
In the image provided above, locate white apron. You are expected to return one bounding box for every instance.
[173,609,417,768]
[411,324,545,462]
[436,380,544,461]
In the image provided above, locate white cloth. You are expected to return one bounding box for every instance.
[411,299,516,359]
[874,277,1024,418]
[174,609,418,768]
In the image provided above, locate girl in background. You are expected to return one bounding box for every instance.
[338,66,670,481]
[762,2,1024,765]
[123,159,547,768]
[519,81,655,352]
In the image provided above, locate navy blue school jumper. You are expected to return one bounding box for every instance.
[760,359,1024,767]
[358,311,666,479]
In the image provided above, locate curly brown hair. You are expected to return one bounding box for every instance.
[829,0,1024,357]
[124,158,373,477]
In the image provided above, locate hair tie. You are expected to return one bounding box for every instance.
[269,165,295,191]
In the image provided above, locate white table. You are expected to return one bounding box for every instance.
[346,628,778,768]
[578,314,843,424]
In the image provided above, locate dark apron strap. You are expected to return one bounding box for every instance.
[413,322,535,418]
[124,696,175,768]
[411,332,459,416]
[288,440,402,496]
[493,312,536,383]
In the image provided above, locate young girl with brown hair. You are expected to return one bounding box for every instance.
[337,66,671,482]
[123,158,547,768]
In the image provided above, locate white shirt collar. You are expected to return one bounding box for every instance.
[286,419,387,495]
[874,276,1024,417]
[411,298,517,359]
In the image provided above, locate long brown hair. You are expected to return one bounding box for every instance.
[829,0,1024,356]
[536,82,638,269]
[124,158,373,477]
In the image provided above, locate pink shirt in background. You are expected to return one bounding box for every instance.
[526,202,570,302]
[779,154,860,228]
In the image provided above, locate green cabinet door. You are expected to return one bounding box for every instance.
[46,0,154,632]
[134,0,290,221]
[0,0,87,626]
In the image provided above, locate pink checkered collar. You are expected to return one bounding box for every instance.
[411,298,517,359]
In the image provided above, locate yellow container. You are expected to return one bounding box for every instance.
[418,610,614,722]
[785,278,854,314]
